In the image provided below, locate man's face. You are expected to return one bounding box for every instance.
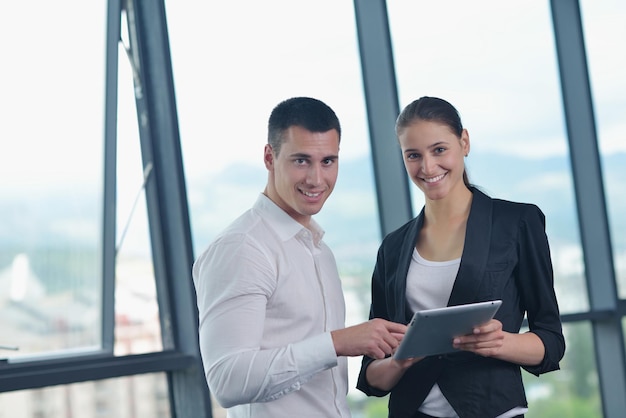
[264,125,340,227]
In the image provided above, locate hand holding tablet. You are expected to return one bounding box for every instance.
[393,300,502,360]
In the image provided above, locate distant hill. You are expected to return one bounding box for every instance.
[188,151,626,269]
[2,151,624,270]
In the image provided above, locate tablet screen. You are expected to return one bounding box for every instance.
[394,300,502,360]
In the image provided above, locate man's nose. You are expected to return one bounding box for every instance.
[306,164,322,185]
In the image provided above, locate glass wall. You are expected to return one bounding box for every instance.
[579,0,626,298]
[0,1,170,414]
[387,0,587,314]
[164,0,380,415]
[387,1,600,416]
[522,322,601,417]
[0,0,106,361]
[0,0,165,361]
[113,36,163,355]
[2,0,624,417]
[0,373,170,418]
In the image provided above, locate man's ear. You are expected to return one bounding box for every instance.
[264,144,274,169]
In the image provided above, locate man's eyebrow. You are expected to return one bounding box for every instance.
[288,152,339,159]
[288,152,312,159]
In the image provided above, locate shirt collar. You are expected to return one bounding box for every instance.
[254,193,325,245]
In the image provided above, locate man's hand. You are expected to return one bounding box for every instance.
[331,319,407,359]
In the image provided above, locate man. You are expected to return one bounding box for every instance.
[192,97,406,417]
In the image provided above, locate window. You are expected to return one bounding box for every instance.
[165,0,380,415]
[0,373,171,418]
[2,1,624,417]
[1,2,207,416]
[0,0,107,362]
[580,0,626,298]
[388,0,587,314]
[387,1,604,416]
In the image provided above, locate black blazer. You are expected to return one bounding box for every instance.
[357,187,565,418]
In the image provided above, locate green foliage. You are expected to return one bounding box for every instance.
[364,396,390,418]
[526,393,601,418]
[565,322,596,398]
[523,322,603,418]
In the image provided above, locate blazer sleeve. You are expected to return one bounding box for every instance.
[517,205,566,376]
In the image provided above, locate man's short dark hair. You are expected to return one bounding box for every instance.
[267,97,341,155]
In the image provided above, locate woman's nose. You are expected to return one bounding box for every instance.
[421,155,435,174]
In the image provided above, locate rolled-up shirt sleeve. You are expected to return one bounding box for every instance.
[192,233,338,408]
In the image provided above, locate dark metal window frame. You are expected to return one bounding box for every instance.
[1,1,624,418]
[0,1,211,417]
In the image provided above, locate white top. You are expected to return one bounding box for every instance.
[192,193,350,418]
[406,249,527,418]
[406,248,459,313]
[407,248,461,417]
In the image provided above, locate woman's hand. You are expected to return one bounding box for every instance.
[391,354,423,370]
[366,354,423,391]
[452,318,505,357]
[453,319,545,366]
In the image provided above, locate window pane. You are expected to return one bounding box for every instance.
[113,38,163,355]
[387,0,587,314]
[0,373,171,418]
[579,0,626,299]
[523,322,601,417]
[0,1,107,359]
[165,0,378,415]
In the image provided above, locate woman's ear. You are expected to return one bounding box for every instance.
[461,129,470,156]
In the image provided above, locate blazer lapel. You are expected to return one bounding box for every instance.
[448,188,493,306]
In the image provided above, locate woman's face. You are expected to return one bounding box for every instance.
[398,120,469,201]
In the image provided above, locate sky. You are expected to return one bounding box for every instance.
[1,0,624,285]
[1,0,624,193]
[1,0,624,271]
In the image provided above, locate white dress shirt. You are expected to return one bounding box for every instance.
[192,193,351,418]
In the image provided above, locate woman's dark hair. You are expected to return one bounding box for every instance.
[267,97,341,155]
[395,96,463,137]
[396,96,470,187]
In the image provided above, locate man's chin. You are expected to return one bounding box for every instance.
[300,202,324,216]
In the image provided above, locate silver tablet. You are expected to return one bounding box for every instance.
[393,300,502,360]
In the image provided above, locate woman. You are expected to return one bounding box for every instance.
[356,96,565,418]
